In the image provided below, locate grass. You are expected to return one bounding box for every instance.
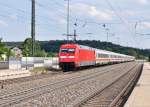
[30,66,61,74]
[30,67,48,74]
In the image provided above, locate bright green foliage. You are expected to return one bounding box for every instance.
[0,39,6,55]
[5,48,14,58]
[0,38,13,60]
[47,52,57,57]
[22,38,32,57]
[34,49,47,57]
[22,38,48,57]
[6,40,150,59]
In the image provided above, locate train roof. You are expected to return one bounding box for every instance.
[60,44,134,58]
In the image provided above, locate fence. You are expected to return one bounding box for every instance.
[8,57,59,70]
[0,61,9,69]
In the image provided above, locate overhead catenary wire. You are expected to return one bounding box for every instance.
[0,2,27,13]
[29,0,132,30]
[0,0,66,24]
[0,0,149,48]
[0,0,140,34]
[105,0,135,36]
[104,0,144,48]
[0,1,66,39]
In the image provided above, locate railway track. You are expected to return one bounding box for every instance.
[0,71,61,85]
[74,63,143,107]
[0,63,124,86]
[0,63,131,107]
[0,66,111,86]
[0,62,140,107]
[0,63,134,88]
[0,63,129,95]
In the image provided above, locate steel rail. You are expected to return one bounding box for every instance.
[0,63,126,85]
[73,63,140,107]
[109,64,143,107]
[0,62,128,96]
[0,63,132,107]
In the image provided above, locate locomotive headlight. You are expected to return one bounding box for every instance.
[60,56,75,58]
[60,56,67,58]
[68,56,75,58]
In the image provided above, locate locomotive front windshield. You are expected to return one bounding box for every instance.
[60,48,75,53]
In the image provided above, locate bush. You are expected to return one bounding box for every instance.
[30,67,48,74]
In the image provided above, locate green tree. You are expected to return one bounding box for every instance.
[22,38,48,57]
[22,44,30,57]
[22,38,32,57]
[0,38,13,60]
[5,48,14,60]
[0,38,6,55]
[47,52,57,57]
[35,49,47,57]
[148,55,150,62]
[6,40,150,59]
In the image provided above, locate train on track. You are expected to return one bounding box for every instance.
[59,44,135,71]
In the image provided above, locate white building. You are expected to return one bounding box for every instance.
[11,47,22,58]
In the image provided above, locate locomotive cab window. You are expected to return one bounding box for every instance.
[60,48,75,53]
[60,49,68,53]
[68,49,75,53]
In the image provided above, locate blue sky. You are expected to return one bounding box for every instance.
[0,0,150,49]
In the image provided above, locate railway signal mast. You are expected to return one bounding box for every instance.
[64,0,78,43]
[31,0,35,56]
[73,21,78,42]
[64,0,70,43]
[103,24,110,42]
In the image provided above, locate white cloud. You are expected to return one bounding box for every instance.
[70,3,113,21]
[141,22,150,29]
[0,20,8,27]
[58,18,66,24]
[114,0,149,5]
[136,0,149,5]
[138,22,150,30]
[89,6,113,20]
[45,10,66,25]
[9,14,18,20]
[123,10,137,16]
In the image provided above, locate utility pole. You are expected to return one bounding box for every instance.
[103,24,110,50]
[73,29,77,42]
[31,0,35,57]
[116,37,120,44]
[64,0,70,43]
[73,21,77,43]
[67,0,70,42]
[135,22,138,37]
[103,24,110,42]
[106,28,109,42]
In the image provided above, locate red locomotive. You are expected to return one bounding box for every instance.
[59,44,135,71]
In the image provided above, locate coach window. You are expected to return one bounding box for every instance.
[98,54,101,58]
[106,54,108,58]
[97,53,99,58]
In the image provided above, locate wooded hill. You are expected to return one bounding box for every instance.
[5,40,150,59]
